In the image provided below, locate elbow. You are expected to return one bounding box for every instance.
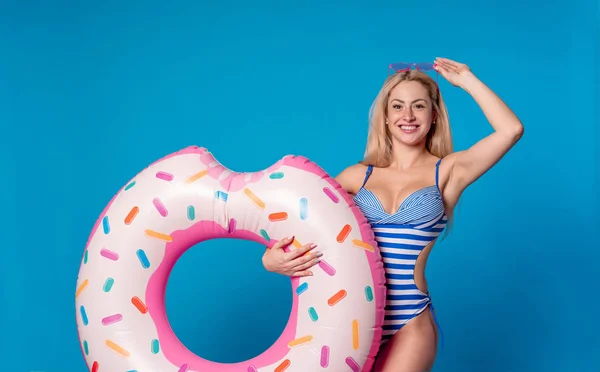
[509,121,524,143]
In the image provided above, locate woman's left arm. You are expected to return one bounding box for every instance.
[435,58,524,192]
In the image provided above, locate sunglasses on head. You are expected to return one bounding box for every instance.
[388,61,440,87]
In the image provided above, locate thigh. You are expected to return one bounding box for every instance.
[373,307,439,372]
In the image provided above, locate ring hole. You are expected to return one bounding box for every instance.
[166,238,293,363]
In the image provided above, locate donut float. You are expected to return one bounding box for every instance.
[75,146,386,372]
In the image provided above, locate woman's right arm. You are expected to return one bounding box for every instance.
[261,163,365,276]
[262,236,322,277]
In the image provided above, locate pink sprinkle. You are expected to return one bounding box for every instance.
[100,248,119,261]
[153,197,168,217]
[228,218,237,233]
[318,259,336,276]
[320,346,330,367]
[178,365,189,372]
[247,367,258,372]
[346,357,360,372]
[155,171,174,181]
[322,187,339,203]
[101,313,123,326]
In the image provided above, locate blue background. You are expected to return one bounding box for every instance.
[1,0,598,371]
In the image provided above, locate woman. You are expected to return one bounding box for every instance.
[262,57,524,371]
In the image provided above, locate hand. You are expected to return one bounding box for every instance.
[262,236,322,277]
[434,57,473,88]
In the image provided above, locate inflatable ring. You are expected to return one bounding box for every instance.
[75,146,386,372]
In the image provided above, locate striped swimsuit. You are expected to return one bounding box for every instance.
[353,159,446,345]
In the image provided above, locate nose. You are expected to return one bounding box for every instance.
[403,108,415,121]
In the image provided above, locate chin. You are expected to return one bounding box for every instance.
[392,131,427,146]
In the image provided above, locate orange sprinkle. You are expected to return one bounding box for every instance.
[292,239,302,248]
[352,239,374,252]
[268,212,288,222]
[131,296,148,314]
[275,359,291,372]
[75,279,88,298]
[337,224,352,243]
[145,229,173,242]
[352,319,359,350]
[105,340,130,357]
[124,206,139,225]
[244,188,265,209]
[288,335,313,348]
[328,289,347,306]
[185,170,208,184]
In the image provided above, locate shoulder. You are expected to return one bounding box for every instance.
[334,163,370,195]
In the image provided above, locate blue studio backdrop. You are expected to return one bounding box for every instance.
[1,1,598,371]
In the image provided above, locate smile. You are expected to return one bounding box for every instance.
[398,124,420,133]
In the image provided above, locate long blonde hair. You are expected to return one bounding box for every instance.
[361,70,454,168]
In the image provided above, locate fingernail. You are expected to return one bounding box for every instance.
[315,251,323,257]
[310,243,317,248]
[287,235,294,240]
[315,259,321,263]
[308,271,313,276]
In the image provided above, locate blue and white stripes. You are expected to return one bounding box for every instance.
[353,159,446,343]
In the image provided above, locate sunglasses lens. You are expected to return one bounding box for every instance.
[416,62,435,70]
[390,62,411,71]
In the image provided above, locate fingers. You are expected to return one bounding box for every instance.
[292,269,313,277]
[271,236,294,250]
[436,57,459,68]
[287,242,317,259]
[293,256,321,271]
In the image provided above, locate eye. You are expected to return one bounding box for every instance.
[414,104,426,110]
[392,104,402,110]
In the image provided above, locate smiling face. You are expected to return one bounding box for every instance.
[386,80,436,147]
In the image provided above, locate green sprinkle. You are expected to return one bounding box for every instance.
[260,229,270,241]
[365,286,373,302]
[308,307,319,321]
[151,339,160,354]
[269,172,284,179]
[103,277,114,292]
[187,205,195,220]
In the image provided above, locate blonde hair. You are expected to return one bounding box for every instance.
[361,70,454,168]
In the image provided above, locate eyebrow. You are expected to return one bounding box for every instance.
[391,98,428,104]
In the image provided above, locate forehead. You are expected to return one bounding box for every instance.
[389,81,430,101]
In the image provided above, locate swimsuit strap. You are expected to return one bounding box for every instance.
[361,165,374,188]
[435,158,443,193]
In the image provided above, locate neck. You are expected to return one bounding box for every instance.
[388,138,430,170]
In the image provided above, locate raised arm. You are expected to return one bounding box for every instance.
[435,58,524,194]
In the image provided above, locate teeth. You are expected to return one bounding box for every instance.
[400,125,417,130]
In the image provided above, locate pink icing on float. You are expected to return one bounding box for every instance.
[75,146,386,372]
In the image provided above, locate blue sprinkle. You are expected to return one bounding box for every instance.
[269,172,284,179]
[296,282,308,295]
[215,191,228,202]
[103,277,114,292]
[83,250,88,264]
[136,249,150,269]
[125,181,136,190]
[151,339,160,354]
[80,305,88,325]
[102,216,110,234]
[299,198,308,220]
[187,205,195,220]
[83,340,89,355]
